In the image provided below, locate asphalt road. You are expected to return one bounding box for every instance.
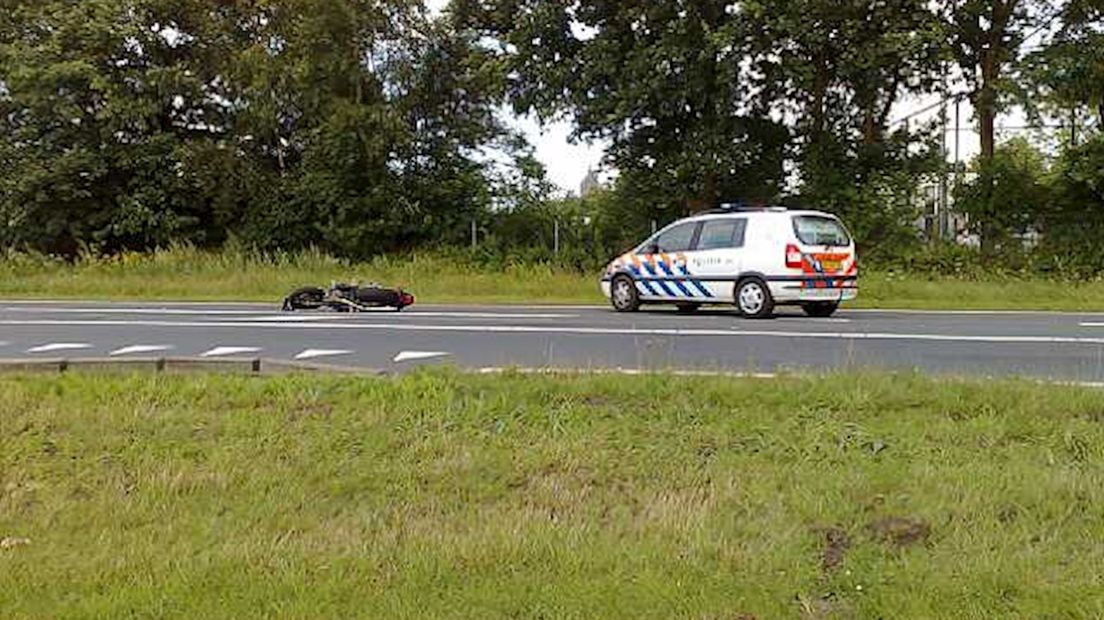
[3,300,1104,381]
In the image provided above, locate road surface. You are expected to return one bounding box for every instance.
[2,300,1104,381]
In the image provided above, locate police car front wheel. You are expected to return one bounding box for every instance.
[611,276,641,312]
[736,278,774,319]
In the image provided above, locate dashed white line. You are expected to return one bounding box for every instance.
[294,349,353,361]
[201,346,263,358]
[4,319,1104,346]
[26,343,93,354]
[394,351,451,363]
[109,345,174,357]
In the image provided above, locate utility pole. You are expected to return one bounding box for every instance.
[471,219,477,250]
[939,84,949,243]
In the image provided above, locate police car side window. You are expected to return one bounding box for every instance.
[653,222,698,252]
[697,219,747,251]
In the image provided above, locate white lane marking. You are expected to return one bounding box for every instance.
[109,345,174,357]
[3,307,272,316]
[4,319,1104,346]
[408,312,578,319]
[394,351,451,363]
[201,346,262,358]
[1,307,577,320]
[1080,323,1104,327]
[783,318,851,324]
[295,349,353,361]
[27,343,93,353]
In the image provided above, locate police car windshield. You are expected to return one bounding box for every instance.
[793,216,850,247]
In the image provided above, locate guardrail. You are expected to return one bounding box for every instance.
[0,357,387,376]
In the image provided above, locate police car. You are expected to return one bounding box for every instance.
[600,206,857,318]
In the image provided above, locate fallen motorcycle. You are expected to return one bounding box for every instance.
[283,282,415,312]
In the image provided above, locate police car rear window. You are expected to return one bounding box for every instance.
[793,216,850,246]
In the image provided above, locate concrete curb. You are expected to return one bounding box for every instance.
[0,357,387,376]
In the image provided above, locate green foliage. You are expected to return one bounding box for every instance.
[0,0,529,257]
[1037,135,1104,271]
[955,138,1052,253]
[457,0,791,212]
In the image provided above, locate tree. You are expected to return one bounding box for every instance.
[1021,0,1104,132]
[0,0,530,257]
[954,137,1051,253]
[749,0,946,254]
[454,0,791,216]
[1038,134,1104,272]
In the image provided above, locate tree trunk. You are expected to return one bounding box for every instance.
[978,48,998,160]
[810,53,829,144]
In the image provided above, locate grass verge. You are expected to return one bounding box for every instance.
[2,370,1103,618]
[2,247,1104,310]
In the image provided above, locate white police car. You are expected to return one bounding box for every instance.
[600,206,857,318]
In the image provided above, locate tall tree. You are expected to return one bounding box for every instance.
[749,0,946,253]
[1022,0,1104,130]
[0,0,524,257]
[951,0,1051,160]
[455,0,790,216]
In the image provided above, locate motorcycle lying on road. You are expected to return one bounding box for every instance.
[282,282,415,313]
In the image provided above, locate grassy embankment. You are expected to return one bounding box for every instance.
[2,370,1103,618]
[2,247,1104,310]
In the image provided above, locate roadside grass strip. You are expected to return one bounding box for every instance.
[1,370,1103,618]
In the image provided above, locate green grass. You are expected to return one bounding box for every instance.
[2,370,1104,619]
[3,246,1104,310]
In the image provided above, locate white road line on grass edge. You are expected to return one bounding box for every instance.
[3,319,1104,346]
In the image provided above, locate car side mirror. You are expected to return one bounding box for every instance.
[645,243,659,255]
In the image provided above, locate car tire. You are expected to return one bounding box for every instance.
[610,275,641,313]
[676,303,701,314]
[735,278,775,319]
[802,302,840,318]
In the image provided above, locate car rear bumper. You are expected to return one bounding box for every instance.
[769,280,857,304]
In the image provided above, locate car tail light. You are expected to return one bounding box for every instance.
[785,244,804,269]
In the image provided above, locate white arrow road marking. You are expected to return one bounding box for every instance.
[109,345,174,357]
[27,343,93,354]
[294,349,353,361]
[201,346,263,358]
[393,351,452,363]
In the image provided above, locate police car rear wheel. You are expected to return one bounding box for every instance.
[802,302,839,318]
[611,276,641,312]
[736,278,774,319]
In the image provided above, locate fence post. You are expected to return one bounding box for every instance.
[651,220,658,234]
[471,219,477,250]
[554,219,560,255]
